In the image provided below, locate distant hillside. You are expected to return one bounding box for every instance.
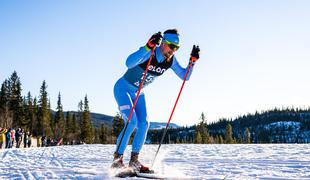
[207,108,310,143]
[62,111,114,128]
[89,112,114,127]
[149,122,179,129]
[62,111,179,129]
[147,108,310,144]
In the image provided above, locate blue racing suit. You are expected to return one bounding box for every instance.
[114,45,194,154]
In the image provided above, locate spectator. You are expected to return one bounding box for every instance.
[23,131,29,148]
[57,138,63,146]
[15,128,23,148]
[5,128,12,148]
[0,128,7,149]
[10,129,15,148]
[41,136,47,147]
[27,132,32,148]
[47,136,52,146]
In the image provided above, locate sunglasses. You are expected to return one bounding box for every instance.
[163,41,180,51]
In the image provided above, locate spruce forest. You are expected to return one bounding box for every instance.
[0,71,309,145]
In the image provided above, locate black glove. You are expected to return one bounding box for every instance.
[190,45,200,62]
[146,32,163,49]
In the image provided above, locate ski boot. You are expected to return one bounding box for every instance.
[129,152,154,173]
[111,152,125,169]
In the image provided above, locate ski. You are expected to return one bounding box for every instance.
[113,167,136,178]
[136,172,165,179]
[136,172,197,179]
[113,167,161,179]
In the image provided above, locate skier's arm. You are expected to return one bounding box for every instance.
[125,46,151,68]
[126,32,162,68]
[171,57,194,81]
[171,45,200,81]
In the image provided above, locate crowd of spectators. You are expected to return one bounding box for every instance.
[0,127,32,149]
[1,127,82,149]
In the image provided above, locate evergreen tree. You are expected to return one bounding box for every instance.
[238,133,243,144]
[77,100,83,122]
[219,135,224,144]
[99,123,109,144]
[209,136,215,144]
[112,112,124,141]
[245,128,251,144]
[196,112,210,143]
[64,112,72,143]
[48,100,54,136]
[176,136,180,144]
[0,80,12,127]
[71,113,79,141]
[225,124,233,144]
[8,71,25,127]
[80,95,94,144]
[38,80,52,136]
[215,135,220,144]
[24,92,35,131]
[0,80,9,110]
[93,128,100,144]
[233,137,237,144]
[195,131,202,144]
[54,92,65,140]
[31,97,39,136]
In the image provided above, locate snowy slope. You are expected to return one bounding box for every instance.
[0,144,309,179]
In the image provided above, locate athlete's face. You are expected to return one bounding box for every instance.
[160,43,178,60]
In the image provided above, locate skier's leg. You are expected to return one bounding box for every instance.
[128,93,153,173]
[131,92,149,153]
[115,109,137,155]
[114,84,138,155]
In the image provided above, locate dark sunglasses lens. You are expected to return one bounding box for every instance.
[168,44,179,51]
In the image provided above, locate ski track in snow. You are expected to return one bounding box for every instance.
[0,144,309,179]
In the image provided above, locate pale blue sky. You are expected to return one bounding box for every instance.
[1,1,310,126]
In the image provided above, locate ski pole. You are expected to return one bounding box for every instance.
[152,60,194,167]
[115,47,156,154]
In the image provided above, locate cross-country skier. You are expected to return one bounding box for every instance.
[112,29,200,173]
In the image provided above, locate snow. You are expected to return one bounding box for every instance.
[267,121,301,129]
[0,144,309,179]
